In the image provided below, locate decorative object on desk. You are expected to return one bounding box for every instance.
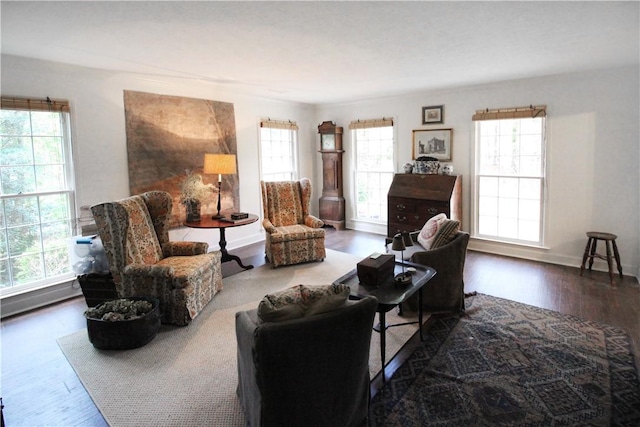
[422,105,444,125]
[412,128,452,161]
[356,253,395,286]
[441,164,454,175]
[402,162,414,174]
[179,170,214,222]
[391,231,413,285]
[414,156,440,175]
[84,297,161,350]
[204,153,237,219]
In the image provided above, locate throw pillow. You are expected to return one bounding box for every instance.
[430,219,460,249]
[417,213,448,250]
[257,283,350,322]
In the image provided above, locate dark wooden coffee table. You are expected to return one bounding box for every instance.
[333,260,436,381]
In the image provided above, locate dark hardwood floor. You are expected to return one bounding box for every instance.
[1,228,638,426]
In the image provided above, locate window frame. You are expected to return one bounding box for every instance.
[258,119,299,182]
[349,119,395,225]
[471,111,547,247]
[0,98,77,297]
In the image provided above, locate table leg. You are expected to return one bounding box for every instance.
[380,310,386,383]
[218,228,253,270]
[418,287,424,341]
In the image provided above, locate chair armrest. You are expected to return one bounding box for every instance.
[262,219,277,234]
[410,232,469,273]
[304,215,324,228]
[162,241,209,257]
[123,263,175,280]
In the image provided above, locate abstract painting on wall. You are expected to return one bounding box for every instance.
[123,90,239,227]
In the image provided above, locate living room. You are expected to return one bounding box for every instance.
[1,1,639,426]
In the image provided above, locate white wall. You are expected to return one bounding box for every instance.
[0,54,318,316]
[315,66,640,278]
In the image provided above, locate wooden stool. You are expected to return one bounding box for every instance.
[579,231,623,285]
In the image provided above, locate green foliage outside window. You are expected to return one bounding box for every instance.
[1,108,73,291]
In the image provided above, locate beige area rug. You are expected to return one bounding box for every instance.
[58,249,423,427]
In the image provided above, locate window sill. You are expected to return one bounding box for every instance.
[471,235,550,251]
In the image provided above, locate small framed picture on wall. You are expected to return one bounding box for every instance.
[422,105,444,125]
[412,128,452,161]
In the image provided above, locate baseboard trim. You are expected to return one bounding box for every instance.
[1,279,82,319]
[469,238,638,281]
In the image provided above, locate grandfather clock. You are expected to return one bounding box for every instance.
[318,121,345,230]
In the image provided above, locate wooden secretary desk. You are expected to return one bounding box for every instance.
[387,173,462,240]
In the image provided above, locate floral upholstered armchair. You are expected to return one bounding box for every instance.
[260,178,326,268]
[91,191,223,326]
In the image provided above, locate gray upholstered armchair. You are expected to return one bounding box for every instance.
[235,296,377,427]
[408,231,470,313]
[91,191,223,325]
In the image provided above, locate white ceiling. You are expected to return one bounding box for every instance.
[2,1,639,105]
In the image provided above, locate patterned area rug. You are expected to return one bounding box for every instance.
[370,293,640,426]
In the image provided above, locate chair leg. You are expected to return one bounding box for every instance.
[588,238,598,271]
[605,240,615,285]
[580,237,592,276]
[612,239,623,279]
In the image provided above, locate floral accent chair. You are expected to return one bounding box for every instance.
[91,191,223,326]
[260,178,326,268]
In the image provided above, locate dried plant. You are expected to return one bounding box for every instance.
[84,298,154,321]
[179,170,214,204]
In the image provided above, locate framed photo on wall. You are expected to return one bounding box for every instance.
[422,105,444,124]
[412,128,452,161]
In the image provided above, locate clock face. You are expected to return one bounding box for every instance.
[321,134,335,150]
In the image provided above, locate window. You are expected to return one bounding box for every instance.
[350,118,394,222]
[472,106,546,246]
[1,97,75,295]
[259,119,298,181]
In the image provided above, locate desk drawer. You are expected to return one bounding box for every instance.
[388,197,417,213]
[417,202,450,217]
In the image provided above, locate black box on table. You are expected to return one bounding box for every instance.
[231,212,249,220]
[357,253,395,286]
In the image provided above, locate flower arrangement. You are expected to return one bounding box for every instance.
[179,170,214,204]
[84,298,154,322]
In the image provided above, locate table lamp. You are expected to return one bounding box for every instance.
[391,231,413,285]
[203,153,237,219]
